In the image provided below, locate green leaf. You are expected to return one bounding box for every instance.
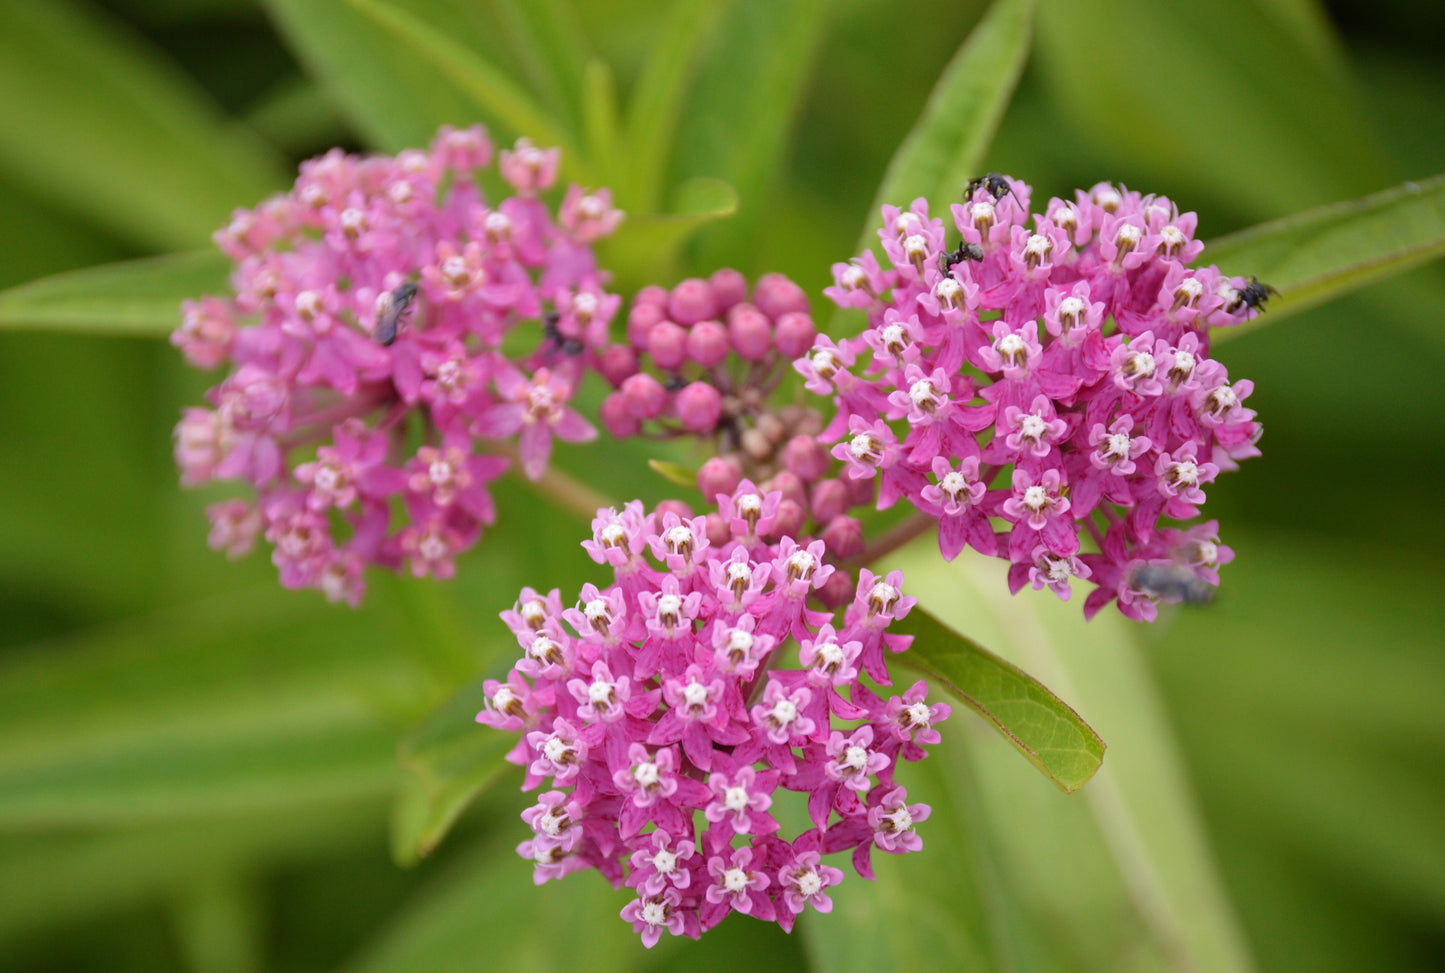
[894,605,1104,793]
[596,177,738,294]
[622,0,729,212]
[853,0,1036,256]
[341,0,583,175]
[261,0,512,152]
[0,590,417,830]
[390,674,515,866]
[489,0,592,135]
[581,60,622,189]
[646,458,698,489]
[1205,173,1445,340]
[0,0,287,250]
[0,251,228,336]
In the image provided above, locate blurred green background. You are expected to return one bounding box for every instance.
[0,0,1441,970]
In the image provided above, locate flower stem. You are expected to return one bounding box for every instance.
[846,512,937,571]
[482,438,615,520]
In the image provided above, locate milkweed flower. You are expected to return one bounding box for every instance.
[477,493,951,945]
[806,178,1261,620]
[171,126,623,603]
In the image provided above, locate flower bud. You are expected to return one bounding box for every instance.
[816,568,854,609]
[763,498,807,542]
[705,512,730,547]
[676,381,723,432]
[809,478,850,523]
[647,321,688,370]
[627,301,665,347]
[846,473,877,508]
[709,268,749,312]
[727,303,773,362]
[634,284,669,308]
[668,278,717,326]
[600,392,640,438]
[686,320,730,367]
[782,434,828,482]
[697,456,743,502]
[767,470,807,507]
[822,515,865,559]
[596,344,639,387]
[753,272,809,319]
[620,372,667,419]
[655,499,694,522]
[773,311,817,359]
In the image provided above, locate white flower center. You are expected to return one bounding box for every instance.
[770,699,798,725]
[633,760,660,788]
[843,745,869,771]
[653,849,678,874]
[588,680,613,705]
[640,901,667,925]
[1023,485,1048,510]
[723,868,749,894]
[724,785,750,813]
[906,702,932,727]
[1019,414,1047,441]
[797,870,823,897]
[683,682,709,708]
[543,736,569,762]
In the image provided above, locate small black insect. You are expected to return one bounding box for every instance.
[663,375,689,393]
[374,281,418,346]
[1129,564,1216,606]
[937,242,985,275]
[1230,276,1278,315]
[540,309,585,356]
[964,173,1018,205]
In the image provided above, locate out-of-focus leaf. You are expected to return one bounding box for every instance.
[896,606,1104,793]
[597,177,738,293]
[244,76,351,153]
[646,459,697,489]
[170,874,265,973]
[342,0,582,172]
[0,0,286,250]
[674,0,829,267]
[347,833,638,973]
[0,590,417,829]
[0,252,228,336]
[1205,174,1445,339]
[490,0,592,135]
[898,545,1256,973]
[390,674,514,866]
[261,0,506,152]
[582,60,622,188]
[1035,0,1383,215]
[622,0,729,212]
[854,0,1036,255]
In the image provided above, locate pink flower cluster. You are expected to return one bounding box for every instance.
[476,492,950,946]
[803,179,1260,620]
[171,126,623,603]
[596,271,818,443]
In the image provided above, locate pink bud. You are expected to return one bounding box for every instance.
[600,392,640,438]
[809,478,849,523]
[620,372,667,419]
[627,301,665,347]
[816,569,854,610]
[753,272,809,319]
[727,303,772,362]
[686,320,730,367]
[767,470,807,507]
[705,512,730,547]
[635,285,669,308]
[846,473,877,508]
[774,312,817,359]
[596,344,639,387]
[764,498,807,542]
[648,321,688,370]
[781,435,828,482]
[668,278,717,326]
[676,381,723,432]
[656,499,694,522]
[709,268,749,312]
[822,515,865,559]
[697,456,742,502]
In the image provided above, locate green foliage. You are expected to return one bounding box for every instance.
[1,0,1443,969]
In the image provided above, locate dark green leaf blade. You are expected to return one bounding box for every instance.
[894,606,1104,793]
[0,0,287,249]
[0,252,229,336]
[1205,173,1445,339]
[855,0,1036,254]
[391,674,515,866]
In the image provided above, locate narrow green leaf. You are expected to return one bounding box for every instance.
[0,251,228,337]
[341,0,583,175]
[391,675,514,866]
[646,458,698,489]
[854,0,1036,256]
[489,0,592,134]
[244,77,351,154]
[581,60,622,189]
[894,606,1104,793]
[596,177,739,294]
[261,0,512,152]
[1205,174,1445,340]
[0,0,287,249]
[622,0,728,211]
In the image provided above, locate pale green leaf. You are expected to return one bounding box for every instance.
[0,0,287,249]
[854,0,1036,255]
[581,60,622,189]
[1205,174,1445,339]
[0,251,228,336]
[895,605,1104,793]
[622,0,729,212]
[342,0,583,174]
[646,458,697,489]
[489,0,592,134]
[390,675,515,866]
[596,177,738,293]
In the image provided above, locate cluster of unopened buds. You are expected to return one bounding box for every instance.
[478,494,949,946]
[806,175,1261,620]
[171,127,622,603]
